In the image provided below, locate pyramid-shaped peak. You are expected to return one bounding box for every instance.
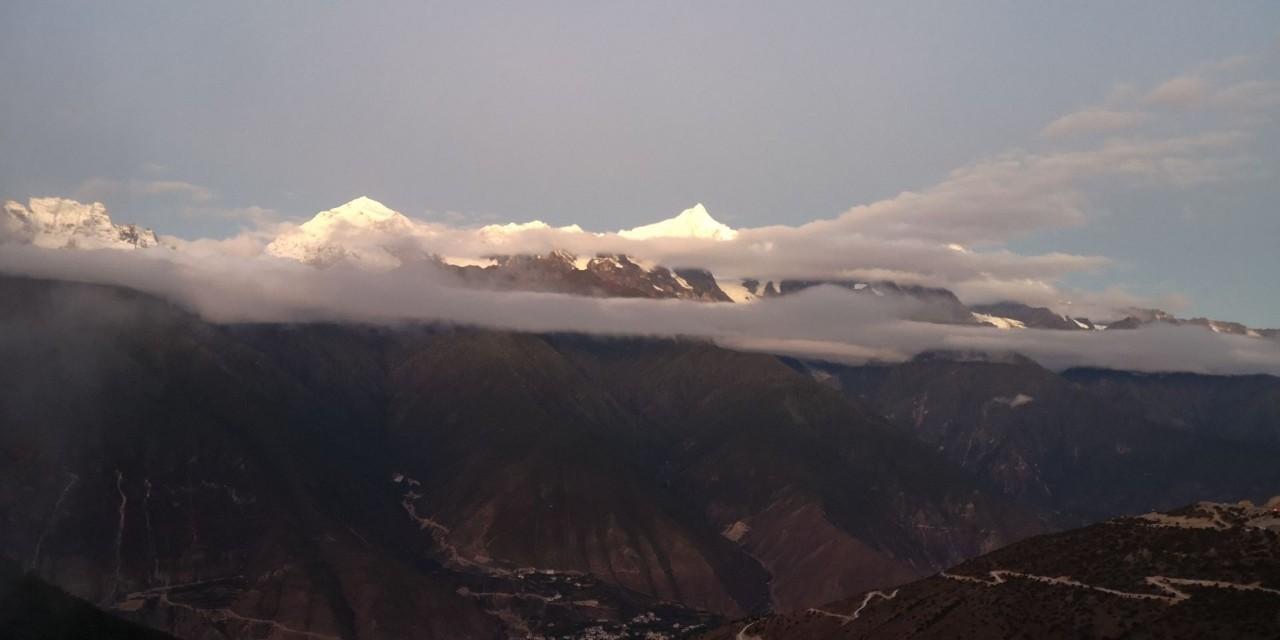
[298,197,411,232]
[328,196,400,219]
[680,203,712,218]
[619,202,737,241]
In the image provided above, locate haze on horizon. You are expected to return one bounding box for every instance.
[1,1,1279,325]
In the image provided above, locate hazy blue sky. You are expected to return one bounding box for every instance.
[2,2,1278,324]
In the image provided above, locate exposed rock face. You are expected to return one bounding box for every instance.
[0,275,1042,638]
[445,251,733,301]
[744,278,980,325]
[792,356,1280,523]
[701,498,1280,640]
[970,301,1089,330]
[2,197,159,250]
[1104,307,1271,337]
[674,268,735,302]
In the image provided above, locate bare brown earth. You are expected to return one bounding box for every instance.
[700,500,1280,640]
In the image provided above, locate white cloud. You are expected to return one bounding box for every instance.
[1211,80,1280,111]
[1143,75,1210,106]
[75,177,214,204]
[797,131,1245,247]
[1041,109,1148,138]
[178,204,280,225]
[1,246,1276,376]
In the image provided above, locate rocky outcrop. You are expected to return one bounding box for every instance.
[744,278,980,325]
[970,301,1088,330]
[445,251,734,301]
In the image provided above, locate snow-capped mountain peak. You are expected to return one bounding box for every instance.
[619,203,738,241]
[300,196,408,230]
[266,196,418,268]
[1,197,159,250]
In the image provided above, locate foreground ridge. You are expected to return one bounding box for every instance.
[702,497,1280,640]
[939,570,1280,604]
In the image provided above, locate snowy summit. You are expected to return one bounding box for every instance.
[295,196,408,230]
[1,197,159,250]
[619,203,738,241]
[266,196,417,268]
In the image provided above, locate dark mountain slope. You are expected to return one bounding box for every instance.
[0,556,176,639]
[1063,367,1280,447]
[0,275,1041,638]
[550,338,1043,610]
[700,498,1280,640]
[794,355,1280,522]
[0,277,506,639]
[381,330,770,616]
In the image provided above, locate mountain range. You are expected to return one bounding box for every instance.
[1,274,1278,638]
[2,195,1279,638]
[3,195,1276,339]
[3,198,160,251]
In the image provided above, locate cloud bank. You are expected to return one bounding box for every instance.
[1,245,1277,376]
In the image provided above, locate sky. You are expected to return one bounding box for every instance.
[1,1,1279,325]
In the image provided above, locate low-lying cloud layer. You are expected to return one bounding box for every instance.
[2,245,1277,376]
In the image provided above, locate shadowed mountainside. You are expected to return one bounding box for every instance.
[1063,367,1280,448]
[791,355,1280,523]
[0,556,176,640]
[700,498,1280,640]
[0,275,1040,639]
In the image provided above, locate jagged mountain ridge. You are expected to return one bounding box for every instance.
[746,278,982,325]
[444,250,733,301]
[3,195,1275,339]
[1104,306,1272,336]
[970,301,1094,330]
